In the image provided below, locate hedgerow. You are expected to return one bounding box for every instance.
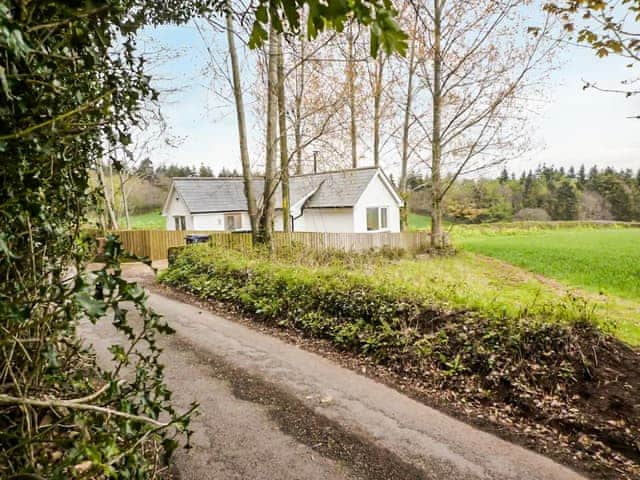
[160,244,640,476]
[161,245,598,389]
[0,2,210,477]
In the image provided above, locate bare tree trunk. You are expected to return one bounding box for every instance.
[260,25,279,247]
[225,1,259,239]
[399,18,418,231]
[372,54,384,168]
[431,0,444,248]
[277,34,291,233]
[294,37,305,175]
[347,26,357,168]
[107,162,118,221]
[96,163,119,230]
[118,170,131,229]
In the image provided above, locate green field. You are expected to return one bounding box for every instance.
[121,210,165,230]
[398,222,640,343]
[408,213,431,230]
[459,228,640,301]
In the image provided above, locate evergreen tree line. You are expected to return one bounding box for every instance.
[137,159,241,179]
[406,164,640,223]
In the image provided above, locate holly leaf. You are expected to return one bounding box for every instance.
[75,291,107,319]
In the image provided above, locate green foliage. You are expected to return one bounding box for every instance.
[248,0,408,56]
[551,179,579,220]
[544,0,640,60]
[0,1,212,477]
[161,245,601,361]
[407,164,640,224]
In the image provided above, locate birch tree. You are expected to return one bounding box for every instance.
[370,53,386,167]
[346,24,360,168]
[277,34,291,231]
[411,0,558,246]
[397,12,422,230]
[260,25,279,245]
[223,3,260,237]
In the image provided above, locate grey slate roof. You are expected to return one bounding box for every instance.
[171,167,383,214]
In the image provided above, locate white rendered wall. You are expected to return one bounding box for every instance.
[294,208,354,232]
[192,212,251,231]
[274,213,283,232]
[353,173,401,232]
[192,213,225,231]
[164,193,194,230]
[274,211,304,231]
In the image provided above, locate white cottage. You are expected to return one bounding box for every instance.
[162,167,403,233]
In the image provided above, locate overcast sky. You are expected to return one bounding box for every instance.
[138,19,639,178]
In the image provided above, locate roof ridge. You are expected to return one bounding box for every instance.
[290,166,379,179]
[172,176,251,180]
[172,167,379,181]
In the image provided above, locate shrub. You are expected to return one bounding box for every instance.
[514,208,551,221]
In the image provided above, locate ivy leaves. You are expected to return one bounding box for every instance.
[1,1,201,477]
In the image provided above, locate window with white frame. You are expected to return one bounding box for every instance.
[224,213,243,231]
[366,207,388,231]
[174,216,186,231]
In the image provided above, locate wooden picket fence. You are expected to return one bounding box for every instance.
[105,230,435,261]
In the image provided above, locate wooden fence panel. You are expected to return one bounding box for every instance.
[104,229,434,260]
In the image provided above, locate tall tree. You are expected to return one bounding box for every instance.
[224,3,260,238]
[413,0,558,246]
[293,36,306,174]
[277,34,291,232]
[260,24,279,245]
[346,24,359,168]
[430,0,444,246]
[398,12,421,230]
[371,53,386,167]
